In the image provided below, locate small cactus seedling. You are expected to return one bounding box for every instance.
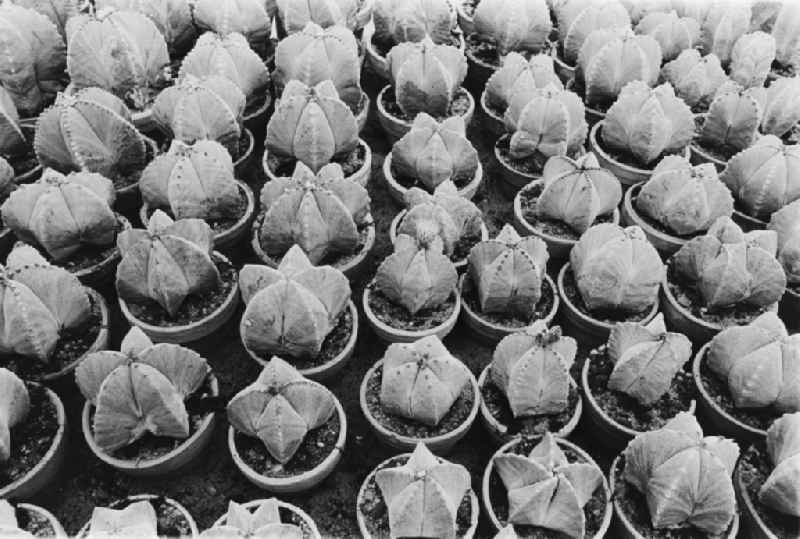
[635,10,699,62]
[554,0,631,66]
[729,31,776,88]
[472,0,552,56]
[768,199,800,287]
[199,500,304,538]
[87,501,158,538]
[760,412,800,516]
[484,53,563,117]
[0,369,29,462]
[660,49,728,110]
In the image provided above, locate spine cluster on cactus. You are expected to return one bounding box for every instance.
[372,0,456,49]
[472,0,552,56]
[634,10,699,62]
[277,0,372,34]
[554,0,631,66]
[760,412,800,516]
[729,31,776,88]
[698,82,763,156]
[660,49,728,110]
[484,53,563,117]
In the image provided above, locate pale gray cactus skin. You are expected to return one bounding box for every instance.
[0,2,66,116]
[490,324,577,417]
[771,1,800,71]
[193,0,273,49]
[116,211,221,317]
[635,10,699,62]
[601,81,695,167]
[672,216,787,310]
[760,412,800,516]
[258,161,370,264]
[729,31,776,88]
[277,0,371,34]
[720,135,800,220]
[700,2,752,65]
[768,199,800,285]
[570,223,664,313]
[379,335,470,426]
[266,80,359,173]
[372,0,456,49]
[239,246,351,358]
[484,53,562,116]
[1,169,117,261]
[622,413,739,534]
[95,0,195,54]
[493,433,603,538]
[0,369,29,463]
[16,0,81,39]
[0,159,13,201]
[554,0,631,66]
[636,155,734,236]
[760,76,800,140]
[375,443,471,539]
[391,113,479,191]
[0,88,27,158]
[87,501,158,537]
[468,224,549,317]
[201,500,304,538]
[660,49,728,110]
[698,83,764,155]
[472,0,552,56]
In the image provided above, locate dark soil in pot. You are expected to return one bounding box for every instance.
[465,34,546,70]
[518,182,615,240]
[15,506,57,536]
[143,186,249,235]
[244,92,271,119]
[738,444,800,538]
[370,32,462,58]
[560,267,652,324]
[495,135,549,176]
[366,283,457,332]
[267,143,366,178]
[770,60,796,80]
[461,273,555,329]
[452,229,483,263]
[380,86,472,123]
[389,159,477,191]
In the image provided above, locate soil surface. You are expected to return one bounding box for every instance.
[738,444,800,539]
[497,135,547,176]
[519,182,614,241]
[367,283,457,331]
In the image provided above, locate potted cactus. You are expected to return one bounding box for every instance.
[760,76,800,145]
[0,368,67,501]
[203,499,322,539]
[264,80,371,187]
[662,216,787,344]
[621,155,734,256]
[635,10,699,63]
[581,314,696,451]
[0,88,41,184]
[660,49,728,112]
[558,223,663,344]
[360,335,480,453]
[0,500,65,537]
[76,326,219,476]
[275,0,372,38]
[139,139,256,251]
[115,212,240,344]
[76,495,198,537]
[192,0,275,60]
[482,432,612,537]
[227,357,347,494]
[514,153,622,262]
[461,225,558,342]
[238,247,357,381]
[479,324,582,444]
[383,113,482,202]
[610,413,740,539]
[769,199,800,317]
[729,31,776,89]
[699,4,751,66]
[589,81,694,186]
[0,159,14,257]
[356,442,479,539]
[769,1,800,78]
[252,162,374,280]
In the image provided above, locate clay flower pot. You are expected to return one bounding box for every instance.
[233,127,255,180]
[261,138,372,187]
[620,183,690,257]
[76,494,199,537]
[382,151,483,204]
[14,503,66,537]
[359,359,481,453]
[228,392,347,494]
[690,141,727,172]
[478,89,506,138]
[210,499,321,539]
[495,135,586,196]
[69,214,131,288]
[734,456,782,539]
[551,48,576,85]
[465,42,498,92]
[81,375,219,476]
[376,85,475,144]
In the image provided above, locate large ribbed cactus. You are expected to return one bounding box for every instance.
[622,413,739,535]
[571,223,664,313]
[391,114,478,191]
[720,135,800,220]
[0,369,28,462]
[258,162,370,264]
[34,88,147,179]
[0,87,27,158]
[554,0,631,66]
[536,153,622,235]
[484,53,562,116]
[635,10,699,62]
[660,49,728,110]
[0,2,65,116]
[472,0,552,56]
[372,0,456,48]
[601,81,694,167]
[729,31,776,88]
[760,412,800,516]
[491,324,577,417]
[95,0,195,53]
[760,76,800,140]
[266,80,359,173]
[0,159,12,201]
[116,212,221,317]
[698,83,763,157]
[700,2,751,65]
[273,22,361,110]
[139,139,242,221]
[636,155,734,236]
[201,500,305,538]
[771,1,800,71]
[239,246,351,358]
[768,199,800,287]
[672,217,786,310]
[1,169,117,261]
[277,0,371,34]
[468,225,549,317]
[192,0,273,48]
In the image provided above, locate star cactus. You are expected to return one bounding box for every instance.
[192,0,274,50]
[660,49,728,110]
[760,412,800,516]
[635,10,700,62]
[759,75,800,140]
[697,83,764,158]
[372,0,456,49]
[87,501,158,538]
[200,500,304,539]
[95,0,195,54]
[276,0,372,34]
[700,2,751,65]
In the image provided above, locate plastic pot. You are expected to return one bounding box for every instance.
[494,134,541,195]
[242,93,273,140]
[478,89,506,138]
[551,49,576,85]
[72,214,132,288]
[620,183,689,257]
[376,85,475,144]
[210,499,321,539]
[76,495,198,537]
[382,151,483,204]
[262,138,372,187]
[734,462,779,539]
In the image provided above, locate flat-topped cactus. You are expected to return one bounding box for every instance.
[192,0,273,48]
[700,2,751,65]
[277,0,371,34]
[375,442,471,539]
[0,87,26,158]
[372,0,456,48]
[622,413,739,534]
[760,412,800,516]
[493,432,603,538]
[771,1,800,71]
[227,357,336,464]
[258,161,370,264]
[239,246,351,358]
[87,500,158,538]
[468,225,549,317]
[729,31,776,88]
[472,0,552,56]
[484,53,562,116]
[554,0,631,66]
[636,155,734,235]
[768,199,800,287]
[698,83,763,157]
[570,223,664,313]
[635,10,699,62]
[200,500,304,538]
[116,212,221,317]
[379,335,470,426]
[760,76,800,140]
[95,0,195,54]
[1,169,117,261]
[0,369,29,462]
[660,49,728,110]
[490,324,577,417]
[672,216,787,310]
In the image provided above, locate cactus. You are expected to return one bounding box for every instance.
[672,216,787,310]
[698,83,763,157]
[200,500,304,538]
[391,113,479,191]
[227,357,336,464]
[87,501,158,537]
[635,10,699,62]
[468,225,549,317]
[760,76,800,140]
[372,0,456,49]
[379,335,470,426]
[273,22,361,111]
[140,139,242,222]
[116,212,221,317]
[387,37,467,119]
[570,223,664,313]
[729,31,776,88]
[760,412,800,516]
[257,161,370,264]
[554,0,631,66]
[95,0,195,54]
[484,53,562,116]
[490,324,577,417]
[636,155,734,236]
[660,49,728,111]
[622,413,739,534]
[0,87,26,158]
[1,169,117,261]
[239,246,351,358]
[601,81,695,167]
[700,2,751,65]
[720,135,800,220]
[266,80,359,174]
[768,199,800,286]
[472,0,552,56]
[375,443,471,539]
[192,0,273,49]
[0,369,29,462]
[277,0,371,34]
[535,153,622,235]
[75,326,210,452]
[0,2,66,116]
[771,1,800,71]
